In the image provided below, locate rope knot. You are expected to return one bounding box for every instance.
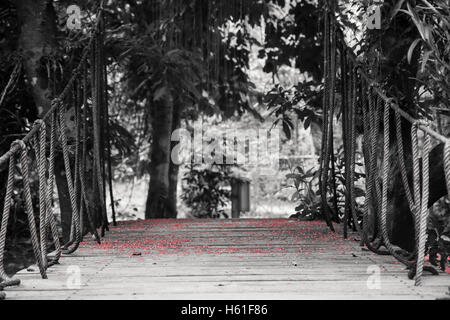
[51,98,61,107]
[33,119,45,129]
[384,97,396,106]
[416,119,430,127]
[11,139,26,151]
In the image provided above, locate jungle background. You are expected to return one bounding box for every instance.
[0,0,449,275]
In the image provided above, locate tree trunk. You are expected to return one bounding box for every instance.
[16,0,72,240]
[310,120,323,156]
[145,94,174,219]
[167,101,182,218]
[16,0,57,116]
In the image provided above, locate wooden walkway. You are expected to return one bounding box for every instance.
[4,219,450,300]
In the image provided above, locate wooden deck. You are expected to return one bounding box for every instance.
[4,219,450,300]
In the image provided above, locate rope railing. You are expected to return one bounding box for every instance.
[330,26,450,286]
[0,3,113,299]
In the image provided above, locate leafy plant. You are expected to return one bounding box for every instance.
[427,198,450,272]
[181,164,231,219]
[286,166,321,221]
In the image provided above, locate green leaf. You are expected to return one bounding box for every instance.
[407,38,422,64]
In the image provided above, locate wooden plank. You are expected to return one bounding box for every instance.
[4,219,450,300]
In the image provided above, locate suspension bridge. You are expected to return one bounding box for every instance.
[0,3,450,300]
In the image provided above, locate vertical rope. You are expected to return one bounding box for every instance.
[319,5,335,231]
[380,100,414,267]
[415,133,431,286]
[0,153,21,287]
[18,140,47,279]
[46,112,61,264]
[361,86,389,254]
[444,141,450,196]
[349,68,361,234]
[395,112,414,209]
[59,102,81,254]
[35,120,48,268]
[411,124,422,257]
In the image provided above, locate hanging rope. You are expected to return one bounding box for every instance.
[445,141,450,195]
[59,102,81,254]
[0,3,114,300]
[0,61,22,108]
[46,113,61,264]
[331,18,449,283]
[348,67,361,234]
[319,4,335,232]
[0,153,21,288]
[18,140,47,279]
[361,85,389,255]
[415,132,431,286]
[379,101,414,267]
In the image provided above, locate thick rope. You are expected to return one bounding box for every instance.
[18,140,47,279]
[444,141,450,196]
[34,120,48,269]
[361,86,389,255]
[380,101,414,267]
[0,6,105,167]
[0,3,110,299]
[411,124,422,257]
[59,102,81,254]
[415,133,431,286]
[0,153,21,287]
[46,112,61,264]
[395,112,414,210]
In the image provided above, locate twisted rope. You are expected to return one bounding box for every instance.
[395,112,418,261]
[59,102,81,254]
[34,120,48,269]
[415,133,431,286]
[444,141,450,196]
[395,112,414,210]
[46,112,61,264]
[380,101,414,267]
[0,6,105,168]
[18,140,47,279]
[0,152,21,287]
[361,86,389,254]
[411,124,422,257]
[0,3,109,300]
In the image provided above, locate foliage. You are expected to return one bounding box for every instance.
[428,199,450,271]
[397,0,450,116]
[265,83,322,139]
[286,165,321,221]
[181,164,231,219]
